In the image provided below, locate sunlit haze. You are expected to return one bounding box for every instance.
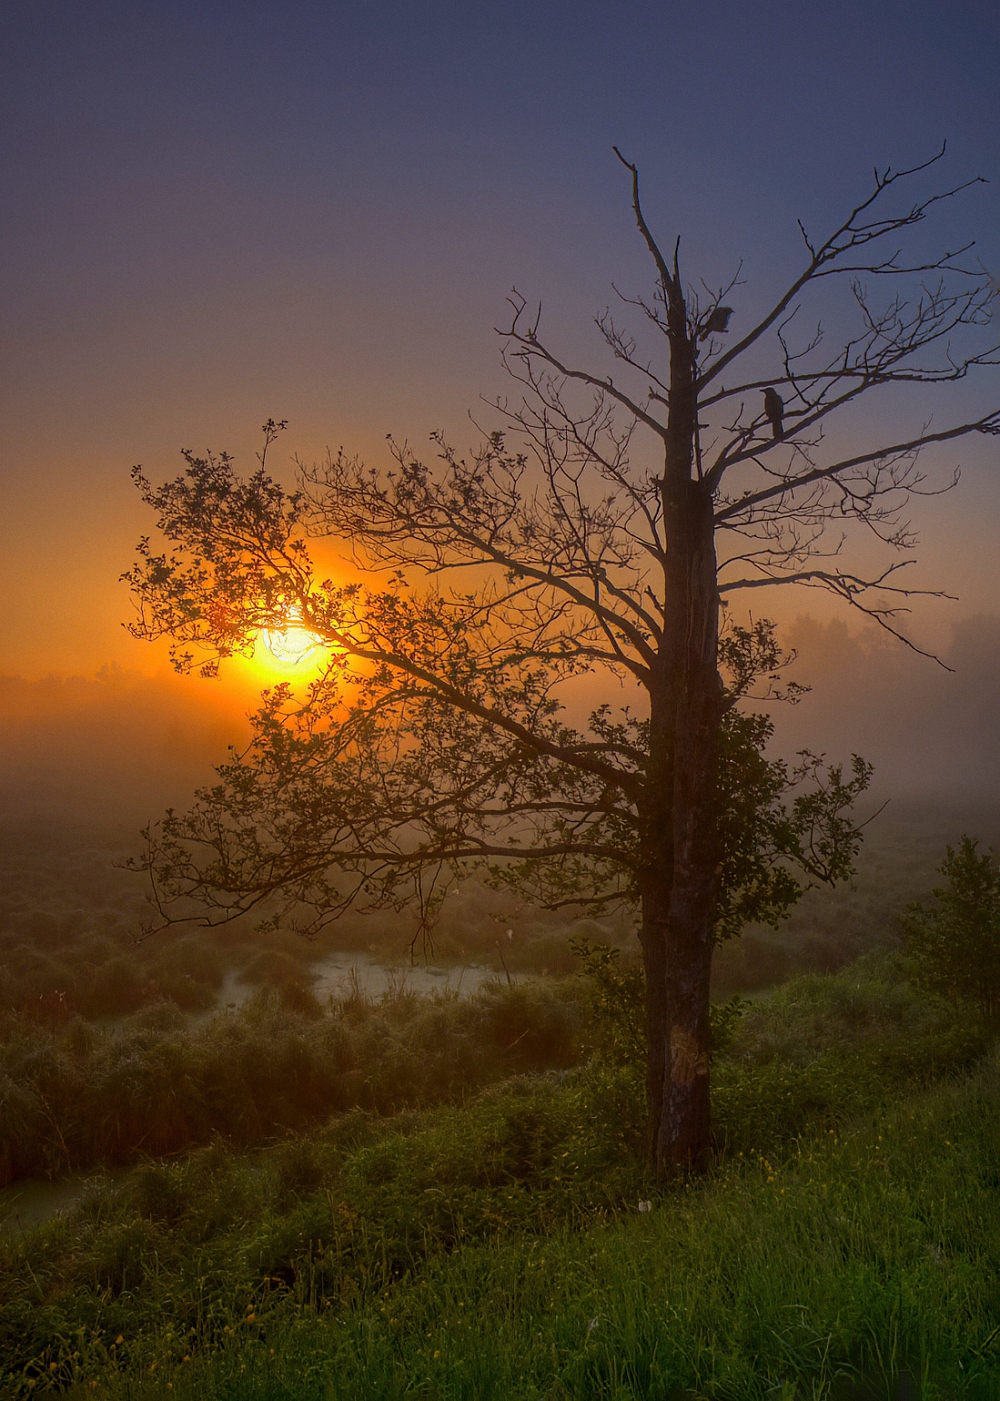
[1,1,999,812]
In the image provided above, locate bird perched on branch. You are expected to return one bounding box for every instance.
[762,387,784,439]
[699,305,733,340]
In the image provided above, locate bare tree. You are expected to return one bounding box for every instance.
[125,150,999,1174]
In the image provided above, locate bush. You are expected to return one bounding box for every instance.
[571,937,745,1068]
[0,979,587,1186]
[713,953,987,1154]
[902,835,1000,1026]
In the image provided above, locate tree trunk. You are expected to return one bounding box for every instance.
[640,476,722,1174]
[639,261,723,1175]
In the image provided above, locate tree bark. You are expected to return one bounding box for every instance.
[640,478,722,1173]
[638,265,723,1175]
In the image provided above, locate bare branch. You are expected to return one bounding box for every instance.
[714,414,1000,523]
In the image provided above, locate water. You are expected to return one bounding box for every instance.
[210,950,502,1014]
[0,1174,98,1235]
[311,952,499,1001]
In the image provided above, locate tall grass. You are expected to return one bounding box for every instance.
[3,1053,1000,1397]
[0,958,993,1397]
[0,977,584,1186]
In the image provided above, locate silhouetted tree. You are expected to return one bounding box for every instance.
[125,150,999,1173]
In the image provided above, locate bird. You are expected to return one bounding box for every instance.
[699,305,733,340]
[762,387,784,440]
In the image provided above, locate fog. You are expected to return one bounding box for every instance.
[0,664,249,834]
[1,614,997,957]
[774,613,1000,811]
[3,614,997,834]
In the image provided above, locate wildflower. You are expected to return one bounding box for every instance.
[637,1200,652,1213]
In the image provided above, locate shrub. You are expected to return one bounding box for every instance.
[713,953,987,1154]
[0,979,588,1186]
[571,937,745,1067]
[901,835,1000,1027]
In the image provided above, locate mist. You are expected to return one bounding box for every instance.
[773,612,1000,813]
[0,664,248,835]
[3,613,996,840]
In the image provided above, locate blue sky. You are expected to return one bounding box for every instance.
[2,0,998,674]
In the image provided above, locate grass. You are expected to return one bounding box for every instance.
[4,1057,1000,1398]
[0,957,994,1398]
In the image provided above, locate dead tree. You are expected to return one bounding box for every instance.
[125,150,1000,1173]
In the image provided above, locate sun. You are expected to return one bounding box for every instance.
[260,621,322,665]
[253,612,325,673]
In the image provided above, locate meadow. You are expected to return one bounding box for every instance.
[1,806,998,1398]
[0,952,995,1397]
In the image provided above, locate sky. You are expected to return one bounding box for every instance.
[2,0,999,684]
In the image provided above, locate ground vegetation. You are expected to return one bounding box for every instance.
[902,836,1000,1028]
[0,951,994,1399]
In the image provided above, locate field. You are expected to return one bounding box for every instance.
[1,804,998,1398]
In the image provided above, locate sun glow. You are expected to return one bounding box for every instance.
[252,612,326,675]
[260,622,323,665]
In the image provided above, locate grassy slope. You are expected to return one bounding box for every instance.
[147,1065,1000,1400]
[1,959,997,1399]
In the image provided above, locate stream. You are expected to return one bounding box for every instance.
[209,949,502,1015]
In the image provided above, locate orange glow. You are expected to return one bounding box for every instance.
[242,611,329,683]
[260,620,323,665]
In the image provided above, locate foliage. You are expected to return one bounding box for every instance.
[570,938,646,1068]
[0,978,583,1188]
[715,698,873,943]
[714,951,986,1153]
[0,958,994,1398]
[122,153,999,1167]
[570,938,747,1068]
[124,506,872,938]
[902,836,1000,1026]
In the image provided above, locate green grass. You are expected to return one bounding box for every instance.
[4,1057,1000,1398]
[0,958,994,1398]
